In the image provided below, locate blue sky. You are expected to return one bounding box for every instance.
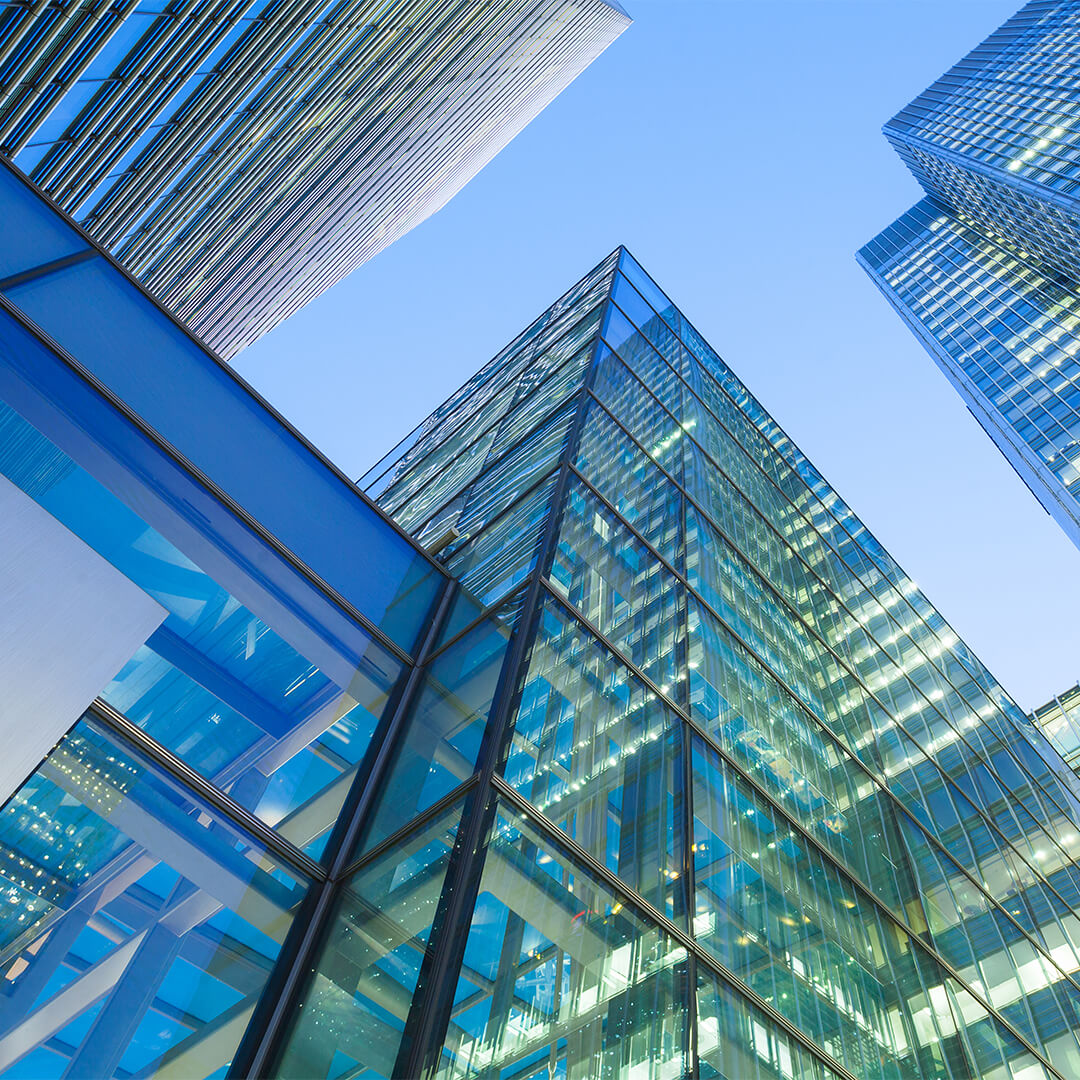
[235,0,1079,709]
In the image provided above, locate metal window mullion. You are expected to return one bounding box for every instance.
[121,1,434,281]
[88,0,336,237]
[87,697,323,881]
[392,298,610,1079]
[531,582,1072,1080]
[676,364,699,1080]
[33,0,201,187]
[0,0,111,143]
[422,580,530,666]
[0,0,59,76]
[487,774,861,1080]
[2,2,130,152]
[52,2,248,206]
[539,565,1080,1036]
[232,564,456,1079]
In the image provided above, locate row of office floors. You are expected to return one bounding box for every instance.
[2,161,1080,1079]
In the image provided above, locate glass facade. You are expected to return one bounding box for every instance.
[6,151,1080,1078]
[0,158,450,1077]
[861,0,1080,551]
[0,0,629,356]
[358,245,1080,1080]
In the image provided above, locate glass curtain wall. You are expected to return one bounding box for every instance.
[322,247,1080,1080]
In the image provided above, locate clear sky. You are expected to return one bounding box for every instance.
[235,0,1080,710]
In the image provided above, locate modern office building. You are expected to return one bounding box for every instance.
[1033,683,1080,775]
[0,0,630,358]
[5,156,1080,1079]
[859,0,1080,551]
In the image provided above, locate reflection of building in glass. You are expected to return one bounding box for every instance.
[5,156,1080,1078]
[1033,684,1080,773]
[860,0,1080,550]
[0,0,629,357]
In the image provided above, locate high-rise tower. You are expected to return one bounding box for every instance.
[4,156,1080,1078]
[860,0,1080,551]
[0,0,630,356]
[354,246,1080,1080]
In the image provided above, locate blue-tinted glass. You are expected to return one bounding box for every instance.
[0,168,89,279]
[504,595,685,921]
[444,473,558,606]
[575,397,684,566]
[433,801,690,1079]
[0,716,308,1078]
[0,397,402,855]
[551,478,685,700]
[2,257,441,650]
[357,606,516,854]
[274,803,462,1079]
[697,969,846,1080]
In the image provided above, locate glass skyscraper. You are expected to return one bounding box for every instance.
[859,0,1080,551]
[0,0,629,357]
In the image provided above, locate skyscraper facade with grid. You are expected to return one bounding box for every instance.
[0,0,629,357]
[6,154,1080,1076]
[860,0,1080,550]
[355,246,1080,1080]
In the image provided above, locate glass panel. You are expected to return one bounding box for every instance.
[504,596,685,922]
[575,398,684,567]
[433,801,689,1080]
[445,474,557,606]
[590,344,684,479]
[0,399,403,859]
[610,272,689,376]
[274,803,463,1080]
[601,304,682,419]
[0,166,89,279]
[357,606,516,855]
[690,736,1062,1080]
[0,716,308,1079]
[551,477,685,703]
[687,596,914,915]
[616,253,681,332]
[1,257,440,650]
[697,968,847,1080]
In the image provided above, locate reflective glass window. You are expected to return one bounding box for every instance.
[0,168,90,279]
[1,258,439,650]
[433,801,690,1080]
[0,716,308,1079]
[505,596,685,921]
[697,969,847,1080]
[0,398,402,862]
[274,803,462,1080]
[575,398,684,567]
[357,607,515,854]
[551,478,685,701]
